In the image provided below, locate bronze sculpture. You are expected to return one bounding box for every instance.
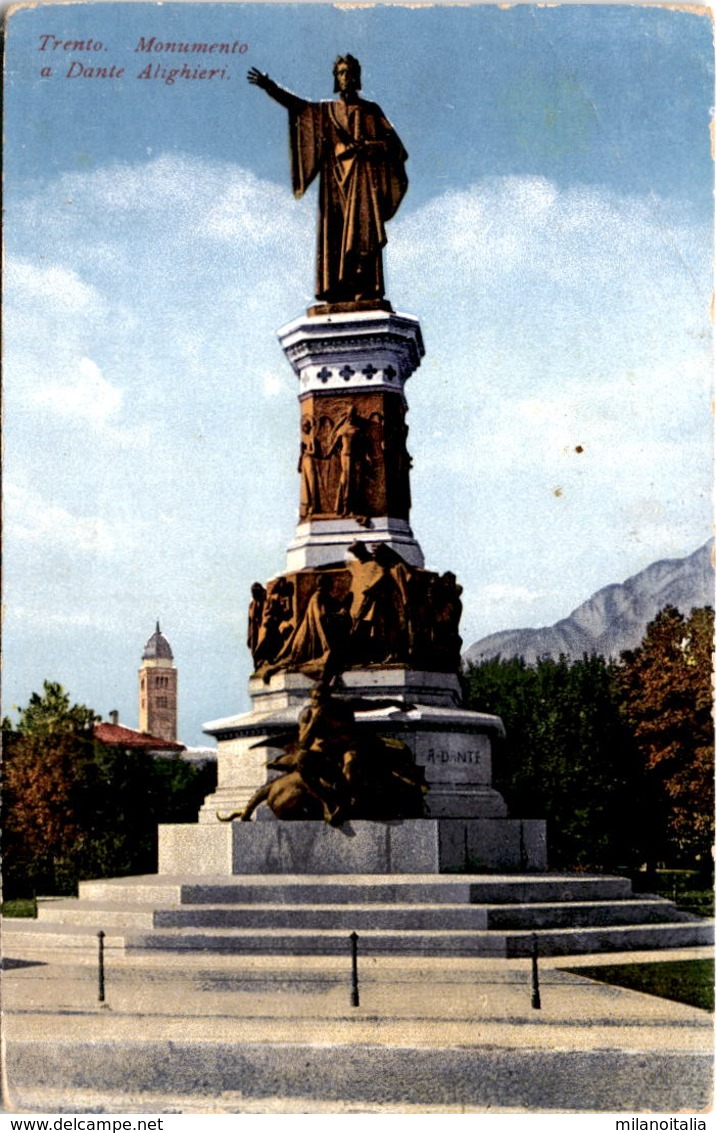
[233,59,462,827]
[218,683,427,825]
[248,55,408,308]
[247,548,465,680]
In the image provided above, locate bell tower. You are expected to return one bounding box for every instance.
[138,621,178,742]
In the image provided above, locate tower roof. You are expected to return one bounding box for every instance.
[142,620,174,662]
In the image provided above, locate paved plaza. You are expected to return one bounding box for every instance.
[2,943,712,1113]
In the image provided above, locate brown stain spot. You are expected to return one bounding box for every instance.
[575,445,584,454]
[553,487,563,498]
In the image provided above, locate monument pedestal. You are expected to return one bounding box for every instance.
[171,667,547,874]
[176,304,549,875]
[159,816,546,875]
[198,668,509,825]
[278,309,425,570]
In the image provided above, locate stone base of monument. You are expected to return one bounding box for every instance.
[198,668,512,826]
[5,869,712,960]
[185,667,546,873]
[158,817,547,875]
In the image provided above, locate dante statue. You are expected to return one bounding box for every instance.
[248,55,408,307]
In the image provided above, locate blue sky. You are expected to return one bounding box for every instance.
[4,2,713,744]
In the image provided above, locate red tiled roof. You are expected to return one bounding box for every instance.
[94,722,184,751]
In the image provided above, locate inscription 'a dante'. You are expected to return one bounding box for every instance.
[248,55,408,308]
[427,749,482,765]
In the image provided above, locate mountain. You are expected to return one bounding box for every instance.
[464,541,714,665]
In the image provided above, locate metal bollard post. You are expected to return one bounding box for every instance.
[531,933,541,1010]
[97,930,106,1004]
[349,931,360,1007]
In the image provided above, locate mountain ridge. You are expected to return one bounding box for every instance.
[464,541,714,665]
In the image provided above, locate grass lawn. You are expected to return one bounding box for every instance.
[569,959,714,1013]
[1,898,38,918]
[672,890,714,918]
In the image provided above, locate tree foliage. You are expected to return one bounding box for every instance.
[462,654,640,869]
[462,606,714,873]
[618,605,714,866]
[2,681,216,898]
[2,683,99,895]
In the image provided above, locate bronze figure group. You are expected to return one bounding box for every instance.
[219,683,427,825]
[297,400,411,523]
[247,545,463,681]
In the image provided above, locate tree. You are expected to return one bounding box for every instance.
[462,654,642,870]
[618,605,714,869]
[2,682,217,898]
[2,682,99,895]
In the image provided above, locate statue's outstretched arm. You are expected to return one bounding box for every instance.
[247,67,305,112]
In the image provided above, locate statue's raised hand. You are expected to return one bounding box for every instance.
[247,66,271,89]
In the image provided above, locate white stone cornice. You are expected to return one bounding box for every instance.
[277,310,424,396]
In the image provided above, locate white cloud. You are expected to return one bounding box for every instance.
[6,483,123,557]
[392,180,709,400]
[11,606,97,629]
[478,583,546,605]
[31,357,123,426]
[55,153,208,215]
[5,260,102,314]
[261,369,291,397]
[201,170,295,245]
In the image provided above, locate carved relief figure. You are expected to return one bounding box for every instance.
[375,541,415,655]
[252,577,295,668]
[327,406,372,515]
[347,541,389,661]
[293,684,357,824]
[247,582,266,660]
[248,56,408,305]
[347,541,413,663]
[298,415,322,517]
[433,571,464,666]
[279,573,333,667]
[391,415,413,514]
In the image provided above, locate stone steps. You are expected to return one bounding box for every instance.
[36,900,159,929]
[2,921,129,950]
[154,897,691,932]
[129,921,716,957]
[34,897,691,932]
[76,872,636,905]
[485,897,692,929]
[2,871,712,958]
[503,921,714,958]
[9,919,710,958]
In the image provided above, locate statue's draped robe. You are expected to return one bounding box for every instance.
[289,98,408,302]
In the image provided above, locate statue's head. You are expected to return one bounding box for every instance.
[333,54,361,93]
